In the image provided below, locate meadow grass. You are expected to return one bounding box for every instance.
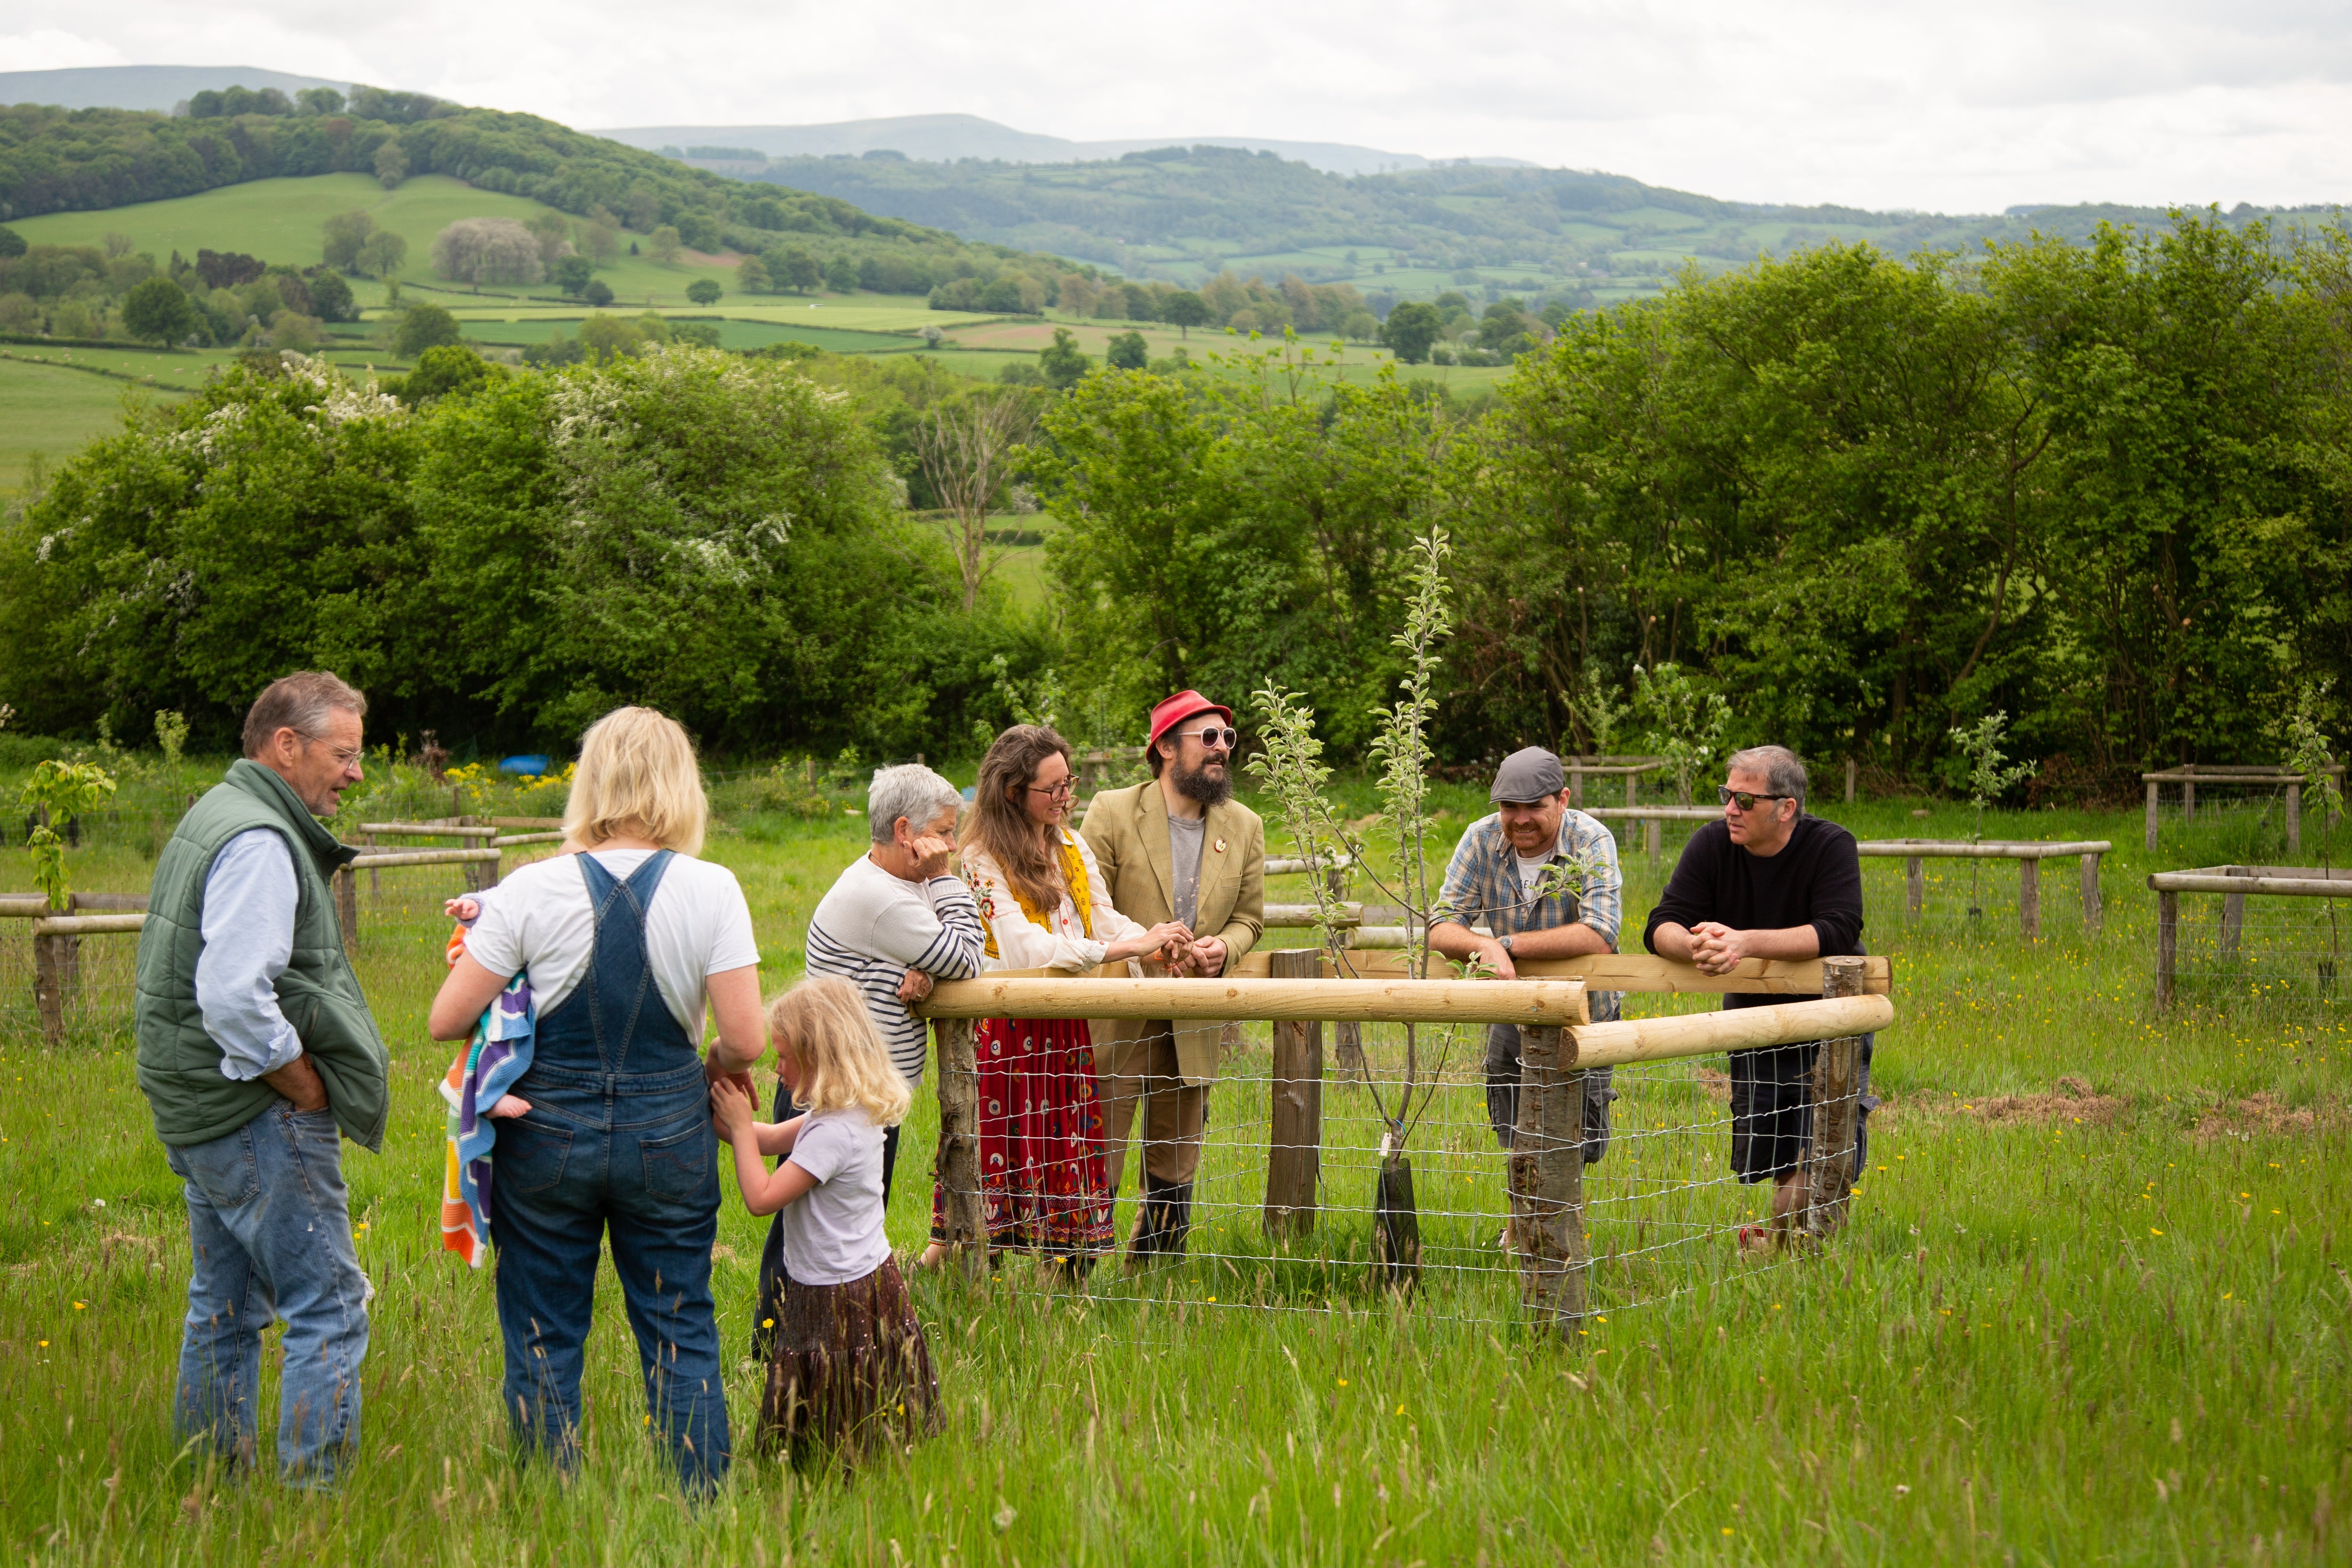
[0,359,181,493]
[1,786,2345,1565]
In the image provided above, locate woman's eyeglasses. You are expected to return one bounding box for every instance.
[1184,726,1239,751]
[1717,787,1790,812]
[1024,779,1077,801]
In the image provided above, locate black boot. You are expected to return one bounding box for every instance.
[1130,1174,1192,1262]
[1135,1175,1195,1258]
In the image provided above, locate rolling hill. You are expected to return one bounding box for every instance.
[0,65,351,113]
[594,113,1498,177]
[685,140,2340,307]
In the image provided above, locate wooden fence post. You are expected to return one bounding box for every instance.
[2157,890,2178,1009]
[1906,856,1925,917]
[2183,779,2196,823]
[2286,782,2302,858]
[1625,772,1637,809]
[1508,1022,1587,1331]
[2145,780,2160,853]
[2218,866,2246,959]
[932,1016,988,1280]
[32,932,77,1047]
[2019,855,2040,942]
[1845,757,1857,804]
[1263,949,1323,1241]
[1324,861,1364,1071]
[2080,852,2103,932]
[1802,957,1867,1239]
[1645,817,1661,865]
[363,830,379,900]
[333,868,359,958]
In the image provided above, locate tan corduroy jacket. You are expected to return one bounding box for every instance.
[1080,780,1266,1085]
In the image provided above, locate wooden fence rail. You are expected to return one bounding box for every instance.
[1855,839,2112,939]
[2142,766,2344,853]
[2147,863,2352,1008]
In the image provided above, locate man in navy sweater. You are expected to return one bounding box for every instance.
[1643,746,1873,1251]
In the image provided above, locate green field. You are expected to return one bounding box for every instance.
[0,355,187,491]
[4,177,999,320]
[0,773,2344,1564]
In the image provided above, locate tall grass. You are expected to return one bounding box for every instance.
[1,788,2345,1564]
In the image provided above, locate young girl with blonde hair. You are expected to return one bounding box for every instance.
[710,975,939,1463]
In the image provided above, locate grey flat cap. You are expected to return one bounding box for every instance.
[1490,746,1566,803]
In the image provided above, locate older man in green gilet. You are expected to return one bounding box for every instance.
[135,671,387,1488]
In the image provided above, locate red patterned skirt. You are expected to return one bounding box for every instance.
[930,1015,1115,1256]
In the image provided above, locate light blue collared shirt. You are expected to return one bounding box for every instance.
[195,828,304,1081]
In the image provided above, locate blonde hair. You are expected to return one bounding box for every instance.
[563,706,709,855]
[767,977,912,1126]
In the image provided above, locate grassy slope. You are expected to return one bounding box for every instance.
[5,173,880,314]
[0,774,2344,1565]
[0,355,186,491]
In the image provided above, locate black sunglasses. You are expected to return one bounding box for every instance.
[1717,786,1791,812]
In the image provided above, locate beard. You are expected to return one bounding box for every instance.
[1172,755,1233,807]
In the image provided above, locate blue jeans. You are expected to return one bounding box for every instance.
[166,1102,369,1487]
[492,1061,729,1494]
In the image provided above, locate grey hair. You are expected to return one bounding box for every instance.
[868,764,964,844]
[1725,745,1807,809]
[242,671,366,759]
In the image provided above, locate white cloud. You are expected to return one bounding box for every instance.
[10,0,2349,212]
[0,29,127,70]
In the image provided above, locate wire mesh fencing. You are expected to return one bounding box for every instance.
[2154,868,2352,1017]
[926,999,1871,1331]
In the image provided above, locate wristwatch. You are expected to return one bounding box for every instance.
[1498,933,1515,955]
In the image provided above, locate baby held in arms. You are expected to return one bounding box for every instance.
[446,892,530,1120]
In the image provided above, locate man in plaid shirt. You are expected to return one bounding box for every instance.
[1429,747,1624,1163]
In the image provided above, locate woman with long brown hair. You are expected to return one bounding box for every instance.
[921,724,1190,1268]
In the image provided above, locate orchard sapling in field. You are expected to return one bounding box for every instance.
[2284,682,2343,992]
[22,760,116,910]
[1563,663,1630,764]
[1633,662,1729,805]
[1949,710,2035,920]
[1248,527,1488,1287]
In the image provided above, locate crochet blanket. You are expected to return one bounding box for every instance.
[438,925,534,1268]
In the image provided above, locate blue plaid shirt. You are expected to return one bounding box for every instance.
[1436,808,1623,1022]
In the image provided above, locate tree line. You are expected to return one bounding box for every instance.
[0,347,1043,757]
[2,213,2343,788]
[1027,214,2351,793]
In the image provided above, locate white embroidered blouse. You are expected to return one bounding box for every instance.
[962,829,1149,973]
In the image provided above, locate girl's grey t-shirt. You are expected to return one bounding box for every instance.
[780,1106,893,1286]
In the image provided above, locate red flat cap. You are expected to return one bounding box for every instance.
[1146,689,1233,749]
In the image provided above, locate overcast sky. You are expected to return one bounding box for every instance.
[6,0,2347,213]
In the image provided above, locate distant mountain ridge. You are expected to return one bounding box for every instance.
[593,113,1534,178]
[0,65,354,113]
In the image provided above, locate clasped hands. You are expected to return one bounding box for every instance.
[1683,920,1758,977]
[1128,920,1224,977]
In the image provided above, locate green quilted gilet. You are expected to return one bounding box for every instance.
[134,760,389,1151]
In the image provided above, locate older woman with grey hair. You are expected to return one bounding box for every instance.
[748,763,983,1356]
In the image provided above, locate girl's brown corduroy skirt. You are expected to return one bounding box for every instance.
[759,1255,940,1466]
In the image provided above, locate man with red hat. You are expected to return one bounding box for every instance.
[1080,689,1266,1260]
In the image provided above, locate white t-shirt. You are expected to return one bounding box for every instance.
[779,1106,892,1285]
[463,849,760,1033]
[1515,853,1553,897]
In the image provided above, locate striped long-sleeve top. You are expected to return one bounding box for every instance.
[803,854,986,1086]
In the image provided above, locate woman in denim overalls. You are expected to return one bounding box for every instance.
[432,708,765,1496]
